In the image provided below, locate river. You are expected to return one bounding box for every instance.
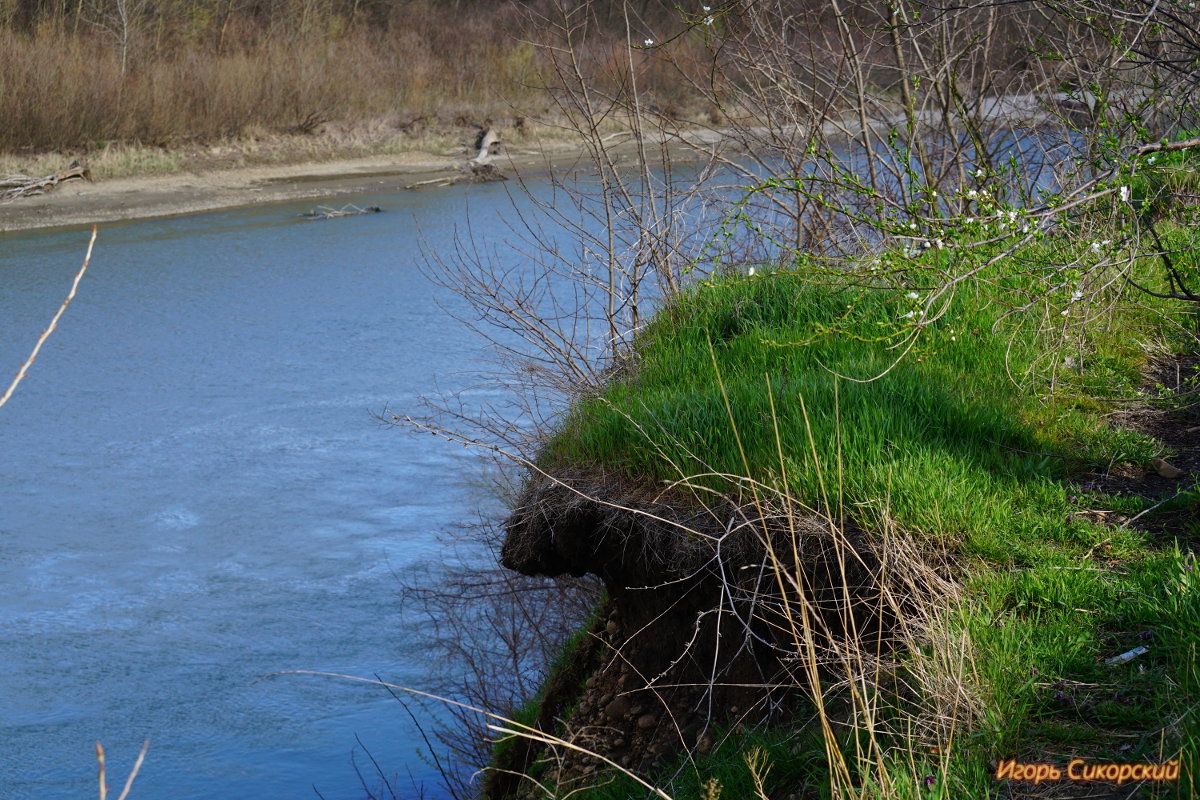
[0,182,535,800]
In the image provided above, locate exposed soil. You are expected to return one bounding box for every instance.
[492,468,907,799]
[1074,354,1200,548]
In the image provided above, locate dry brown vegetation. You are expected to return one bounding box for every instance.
[0,0,716,157]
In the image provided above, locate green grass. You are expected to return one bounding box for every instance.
[545,240,1175,564]
[529,233,1199,798]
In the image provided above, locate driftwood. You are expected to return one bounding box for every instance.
[407,126,508,190]
[470,126,503,167]
[1,160,93,201]
[299,204,383,220]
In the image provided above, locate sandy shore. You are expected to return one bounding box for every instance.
[0,145,600,234]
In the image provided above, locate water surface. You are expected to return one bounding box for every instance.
[1,183,524,800]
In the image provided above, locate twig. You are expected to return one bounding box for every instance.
[0,225,96,410]
[115,741,149,800]
[95,739,148,800]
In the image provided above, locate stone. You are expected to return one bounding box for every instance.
[636,713,657,729]
[604,697,632,721]
[696,733,713,754]
[1152,457,1185,479]
[606,620,619,636]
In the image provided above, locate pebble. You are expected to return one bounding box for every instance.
[636,713,657,729]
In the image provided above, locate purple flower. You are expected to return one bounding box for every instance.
[923,774,936,787]
[1138,630,1153,640]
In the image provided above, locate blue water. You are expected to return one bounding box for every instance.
[0,183,527,800]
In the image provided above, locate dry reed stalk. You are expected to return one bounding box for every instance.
[95,740,148,800]
[0,225,96,410]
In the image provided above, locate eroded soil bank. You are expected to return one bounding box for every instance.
[490,469,905,798]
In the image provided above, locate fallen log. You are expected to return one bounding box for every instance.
[407,127,508,189]
[299,204,383,220]
[1,160,92,201]
[469,126,503,167]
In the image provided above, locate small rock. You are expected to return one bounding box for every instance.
[585,676,598,689]
[1152,457,1185,479]
[637,713,657,729]
[612,738,626,749]
[630,704,644,716]
[604,697,632,721]
[606,620,619,636]
[696,733,713,754]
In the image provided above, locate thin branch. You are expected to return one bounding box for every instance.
[0,225,97,410]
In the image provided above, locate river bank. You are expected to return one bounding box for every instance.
[489,255,1200,799]
[0,90,1074,234]
[0,141,608,233]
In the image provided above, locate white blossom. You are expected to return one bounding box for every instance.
[905,291,920,300]
[1119,185,1130,203]
[643,38,655,46]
